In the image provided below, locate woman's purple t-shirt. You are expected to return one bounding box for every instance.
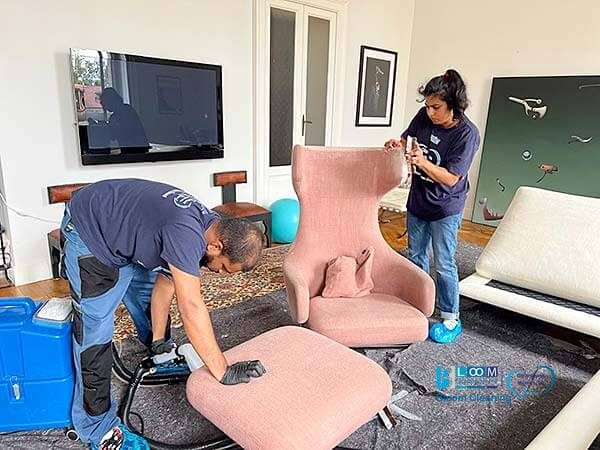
[402,107,480,221]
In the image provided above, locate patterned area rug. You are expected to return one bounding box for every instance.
[113,244,289,341]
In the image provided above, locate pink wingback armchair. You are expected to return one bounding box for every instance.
[283,145,435,347]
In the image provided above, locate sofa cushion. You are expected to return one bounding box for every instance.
[475,187,600,308]
[186,326,391,450]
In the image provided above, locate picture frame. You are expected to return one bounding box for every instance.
[355,45,398,127]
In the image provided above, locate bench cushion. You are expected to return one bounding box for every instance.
[186,326,391,450]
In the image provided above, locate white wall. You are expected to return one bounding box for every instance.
[0,0,415,285]
[0,0,254,284]
[405,0,600,218]
[339,0,415,147]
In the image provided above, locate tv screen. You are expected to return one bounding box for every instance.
[70,49,224,165]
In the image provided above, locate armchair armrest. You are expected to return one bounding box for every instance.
[283,257,311,324]
[375,246,435,317]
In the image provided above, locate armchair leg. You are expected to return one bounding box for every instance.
[378,406,397,429]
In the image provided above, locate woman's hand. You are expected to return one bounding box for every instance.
[383,137,406,154]
[407,138,427,168]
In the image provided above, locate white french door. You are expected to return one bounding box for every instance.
[254,0,344,206]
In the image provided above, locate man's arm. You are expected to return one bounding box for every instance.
[150,273,175,342]
[169,264,228,381]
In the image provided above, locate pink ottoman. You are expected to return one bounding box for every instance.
[186,326,392,450]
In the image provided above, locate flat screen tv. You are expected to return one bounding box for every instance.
[70,48,224,165]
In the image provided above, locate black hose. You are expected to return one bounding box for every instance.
[118,361,241,450]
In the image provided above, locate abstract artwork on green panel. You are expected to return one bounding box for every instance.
[472,76,600,226]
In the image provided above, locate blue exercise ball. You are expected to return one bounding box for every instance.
[270,198,300,243]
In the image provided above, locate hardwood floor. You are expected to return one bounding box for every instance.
[0,278,70,300]
[0,213,495,300]
[379,211,495,251]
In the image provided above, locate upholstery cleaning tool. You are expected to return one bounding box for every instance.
[118,342,240,449]
[406,135,415,175]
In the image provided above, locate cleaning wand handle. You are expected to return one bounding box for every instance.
[177,343,206,371]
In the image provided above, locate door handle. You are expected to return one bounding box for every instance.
[302,114,312,136]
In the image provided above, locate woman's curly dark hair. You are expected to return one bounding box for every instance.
[418,69,469,119]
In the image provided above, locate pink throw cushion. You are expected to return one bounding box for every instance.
[322,246,374,298]
[308,293,429,347]
[186,326,391,450]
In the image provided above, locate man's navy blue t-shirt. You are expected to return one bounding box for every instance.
[69,179,219,276]
[402,107,480,221]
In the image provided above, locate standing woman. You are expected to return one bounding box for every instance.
[384,69,480,343]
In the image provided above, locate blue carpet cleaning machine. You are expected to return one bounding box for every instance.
[0,297,238,449]
[0,297,74,433]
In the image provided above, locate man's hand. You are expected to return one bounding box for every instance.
[150,338,175,356]
[220,360,266,385]
[383,137,407,154]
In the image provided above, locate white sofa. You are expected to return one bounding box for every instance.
[526,368,600,450]
[379,186,409,214]
[460,186,600,338]
[459,186,600,448]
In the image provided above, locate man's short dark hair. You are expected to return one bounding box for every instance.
[214,217,264,272]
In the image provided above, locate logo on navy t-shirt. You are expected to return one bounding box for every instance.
[414,136,442,183]
[162,189,209,213]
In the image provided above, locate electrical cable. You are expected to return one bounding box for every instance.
[0,190,60,224]
[119,359,241,450]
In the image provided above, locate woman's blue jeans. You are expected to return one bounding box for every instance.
[407,212,462,320]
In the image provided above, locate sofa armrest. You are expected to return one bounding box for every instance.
[283,258,311,324]
[526,369,600,450]
[375,247,435,317]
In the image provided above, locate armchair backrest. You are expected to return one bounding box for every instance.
[287,145,407,298]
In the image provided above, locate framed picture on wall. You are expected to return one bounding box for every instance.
[472,75,600,227]
[355,45,398,127]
